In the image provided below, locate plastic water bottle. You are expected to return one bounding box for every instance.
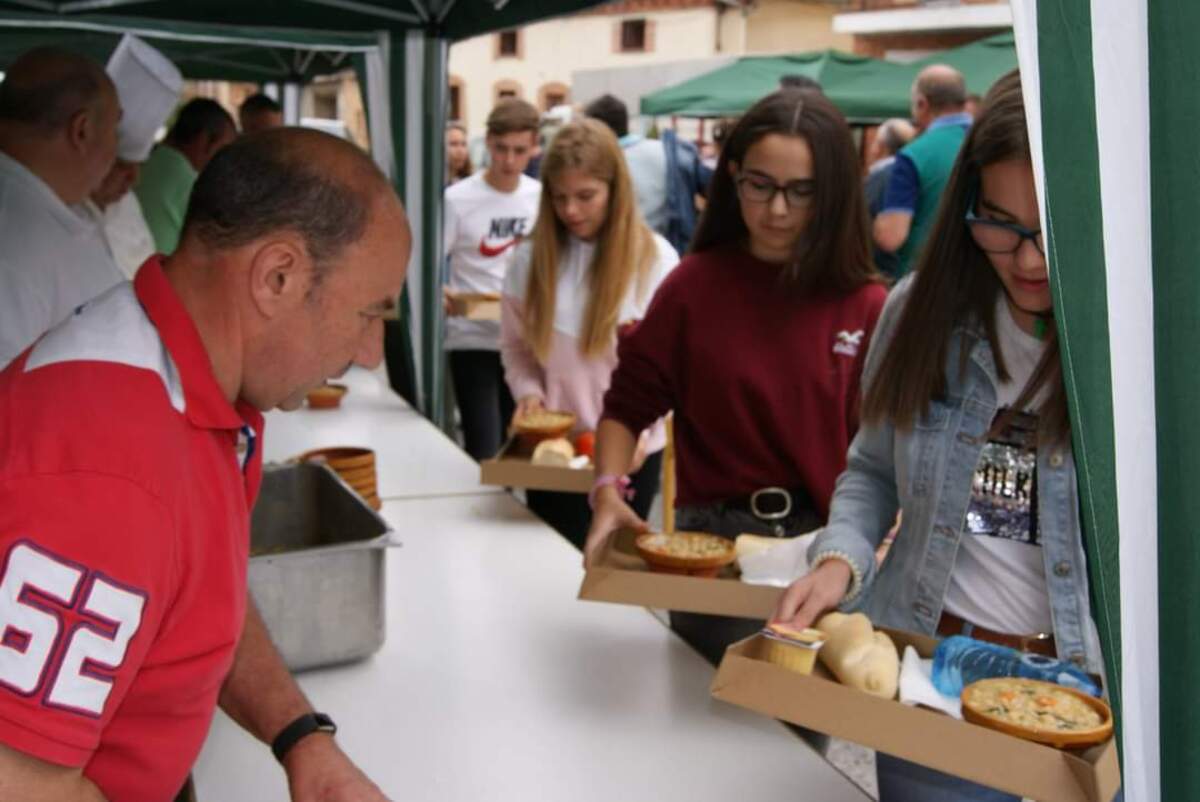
[931,635,1101,698]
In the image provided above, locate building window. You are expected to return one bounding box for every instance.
[493,79,523,105]
[448,75,465,123]
[538,82,570,112]
[312,86,338,119]
[619,19,647,52]
[496,29,521,59]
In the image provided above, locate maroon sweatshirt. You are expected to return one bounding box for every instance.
[602,247,887,516]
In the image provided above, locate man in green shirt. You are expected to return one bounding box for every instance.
[873,64,971,276]
[136,98,236,254]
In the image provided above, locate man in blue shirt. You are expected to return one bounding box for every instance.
[873,65,971,276]
[585,94,711,255]
[864,117,916,279]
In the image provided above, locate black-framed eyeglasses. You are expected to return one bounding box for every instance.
[735,172,816,208]
[965,191,1045,256]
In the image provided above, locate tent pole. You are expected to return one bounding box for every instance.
[283,81,301,125]
[420,32,449,427]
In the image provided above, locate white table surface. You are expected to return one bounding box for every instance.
[261,368,497,501]
[194,493,867,801]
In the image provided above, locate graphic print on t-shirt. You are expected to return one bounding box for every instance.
[478,216,531,258]
[0,540,147,718]
[965,409,1039,546]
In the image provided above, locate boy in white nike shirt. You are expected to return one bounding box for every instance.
[443,99,541,460]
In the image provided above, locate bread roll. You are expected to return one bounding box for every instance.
[735,534,784,560]
[531,438,575,466]
[816,612,899,699]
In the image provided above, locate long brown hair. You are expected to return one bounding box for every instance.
[524,119,658,362]
[691,88,878,294]
[862,70,1070,442]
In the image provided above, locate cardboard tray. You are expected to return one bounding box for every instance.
[480,438,594,493]
[711,630,1122,802]
[447,291,501,321]
[577,528,783,618]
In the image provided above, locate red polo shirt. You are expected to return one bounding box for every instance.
[0,257,264,801]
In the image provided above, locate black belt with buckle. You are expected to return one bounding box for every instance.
[721,486,816,535]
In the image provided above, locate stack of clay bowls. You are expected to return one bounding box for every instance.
[298,446,381,510]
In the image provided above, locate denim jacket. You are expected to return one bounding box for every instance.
[809,275,1105,675]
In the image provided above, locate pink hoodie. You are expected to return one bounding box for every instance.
[500,234,678,452]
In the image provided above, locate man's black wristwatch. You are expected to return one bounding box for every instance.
[271,712,337,763]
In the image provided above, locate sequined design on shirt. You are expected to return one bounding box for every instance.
[965,410,1039,546]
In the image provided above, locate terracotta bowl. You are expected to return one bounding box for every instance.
[299,446,375,472]
[512,410,577,450]
[347,479,377,496]
[961,677,1114,749]
[634,532,737,578]
[306,383,348,409]
[337,465,377,485]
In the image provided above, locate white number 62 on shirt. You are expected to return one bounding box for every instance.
[0,541,146,717]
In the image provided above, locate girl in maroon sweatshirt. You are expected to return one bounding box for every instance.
[584,88,888,665]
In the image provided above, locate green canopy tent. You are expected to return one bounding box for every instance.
[917,30,1018,92]
[638,49,911,122]
[832,31,1017,122]
[0,0,610,423]
[0,12,378,82]
[641,32,1018,124]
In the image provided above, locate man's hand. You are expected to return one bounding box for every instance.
[219,605,388,801]
[770,559,853,629]
[442,286,456,317]
[283,734,389,802]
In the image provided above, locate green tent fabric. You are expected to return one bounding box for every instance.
[1011,0,1200,798]
[834,32,1018,122]
[0,11,379,81]
[0,1,603,43]
[923,30,1019,92]
[639,34,1018,123]
[639,49,909,122]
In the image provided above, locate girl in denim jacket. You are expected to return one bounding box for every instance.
[774,71,1113,802]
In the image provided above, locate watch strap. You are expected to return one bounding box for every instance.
[271,712,337,763]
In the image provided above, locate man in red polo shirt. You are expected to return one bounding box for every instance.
[0,128,409,801]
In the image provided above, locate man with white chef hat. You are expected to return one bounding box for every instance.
[84,34,184,280]
[0,46,123,369]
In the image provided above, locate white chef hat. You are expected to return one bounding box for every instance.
[106,34,184,163]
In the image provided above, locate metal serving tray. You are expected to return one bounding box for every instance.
[249,463,396,672]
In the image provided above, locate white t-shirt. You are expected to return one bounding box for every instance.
[0,152,125,370]
[943,297,1054,635]
[443,171,540,351]
[503,232,678,336]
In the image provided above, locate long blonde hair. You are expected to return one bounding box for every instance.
[524,119,658,362]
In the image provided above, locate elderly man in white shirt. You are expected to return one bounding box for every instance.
[0,47,123,369]
[83,35,184,280]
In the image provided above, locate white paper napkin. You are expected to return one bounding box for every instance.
[899,645,962,719]
[737,531,818,587]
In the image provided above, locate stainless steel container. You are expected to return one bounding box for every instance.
[249,463,396,672]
